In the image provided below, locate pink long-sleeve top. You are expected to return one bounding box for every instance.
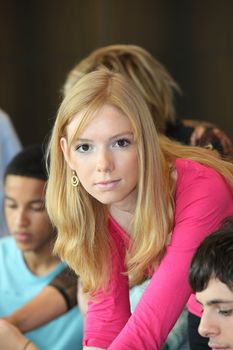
[83,159,233,349]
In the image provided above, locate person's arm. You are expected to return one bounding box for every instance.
[83,347,105,350]
[108,161,233,349]
[78,281,104,349]
[83,223,131,348]
[0,319,39,350]
[84,161,233,349]
[3,268,78,332]
[3,285,67,332]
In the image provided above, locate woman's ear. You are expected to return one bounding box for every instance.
[60,137,73,169]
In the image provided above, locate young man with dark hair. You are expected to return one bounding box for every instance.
[189,216,233,350]
[0,145,83,350]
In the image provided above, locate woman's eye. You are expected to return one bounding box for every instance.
[76,144,91,153]
[219,309,233,316]
[114,139,130,148]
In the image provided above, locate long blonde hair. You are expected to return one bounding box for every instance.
[47,69,233,292]
[62,44,180,132]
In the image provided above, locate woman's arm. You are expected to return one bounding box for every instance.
[0,319,39,350]
[83,224,131,348]
[83,347,105,350]
[84,162,233,349]
[108,162,233,349]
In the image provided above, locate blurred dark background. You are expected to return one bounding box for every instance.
[0,0,232,146]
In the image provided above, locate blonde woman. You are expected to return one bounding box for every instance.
[47,70,233,350]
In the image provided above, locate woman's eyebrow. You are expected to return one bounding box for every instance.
[77,132,134,143]
[109,132,134,141]
[76,138,93,142]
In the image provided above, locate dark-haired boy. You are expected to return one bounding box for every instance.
[189,217,233,350]
[0,145,83,350]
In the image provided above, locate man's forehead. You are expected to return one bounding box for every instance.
[196,278,233,305]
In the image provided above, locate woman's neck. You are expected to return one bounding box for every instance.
[109,187,137,234]
[110,205,134,234]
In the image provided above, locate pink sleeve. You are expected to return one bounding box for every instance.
[84,162,233,349]
[83,224,131,348]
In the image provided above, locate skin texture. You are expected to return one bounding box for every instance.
[196,278,233,349]
[61,104,139,232]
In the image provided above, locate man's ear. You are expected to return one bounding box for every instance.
[60,137,73,169]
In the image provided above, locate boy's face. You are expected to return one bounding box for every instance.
[196,278,233,349]
[4,175,55,253]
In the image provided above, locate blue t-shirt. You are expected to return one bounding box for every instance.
[0,237,83,350]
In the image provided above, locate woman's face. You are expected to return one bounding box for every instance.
[61,104,139,212]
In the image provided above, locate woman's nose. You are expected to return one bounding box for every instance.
[96,149,114,172]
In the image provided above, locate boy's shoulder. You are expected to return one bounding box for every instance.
[0,236,17,256]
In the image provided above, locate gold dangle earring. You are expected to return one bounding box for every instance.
[71,170,79,187]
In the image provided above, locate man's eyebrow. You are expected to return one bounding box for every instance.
[5,196,44,204]
[207,300,233,306]
[5,195,14,201]
[196,297,233,306]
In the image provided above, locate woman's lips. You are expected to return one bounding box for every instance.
[95,179,121,190]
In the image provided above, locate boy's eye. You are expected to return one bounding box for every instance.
[31,203,45,211]
[219,309,233,316]
[4,199,17,209]
[5,203,17,209]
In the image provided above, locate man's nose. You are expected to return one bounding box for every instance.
[15,208,30,227]
[198,310,219,338]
